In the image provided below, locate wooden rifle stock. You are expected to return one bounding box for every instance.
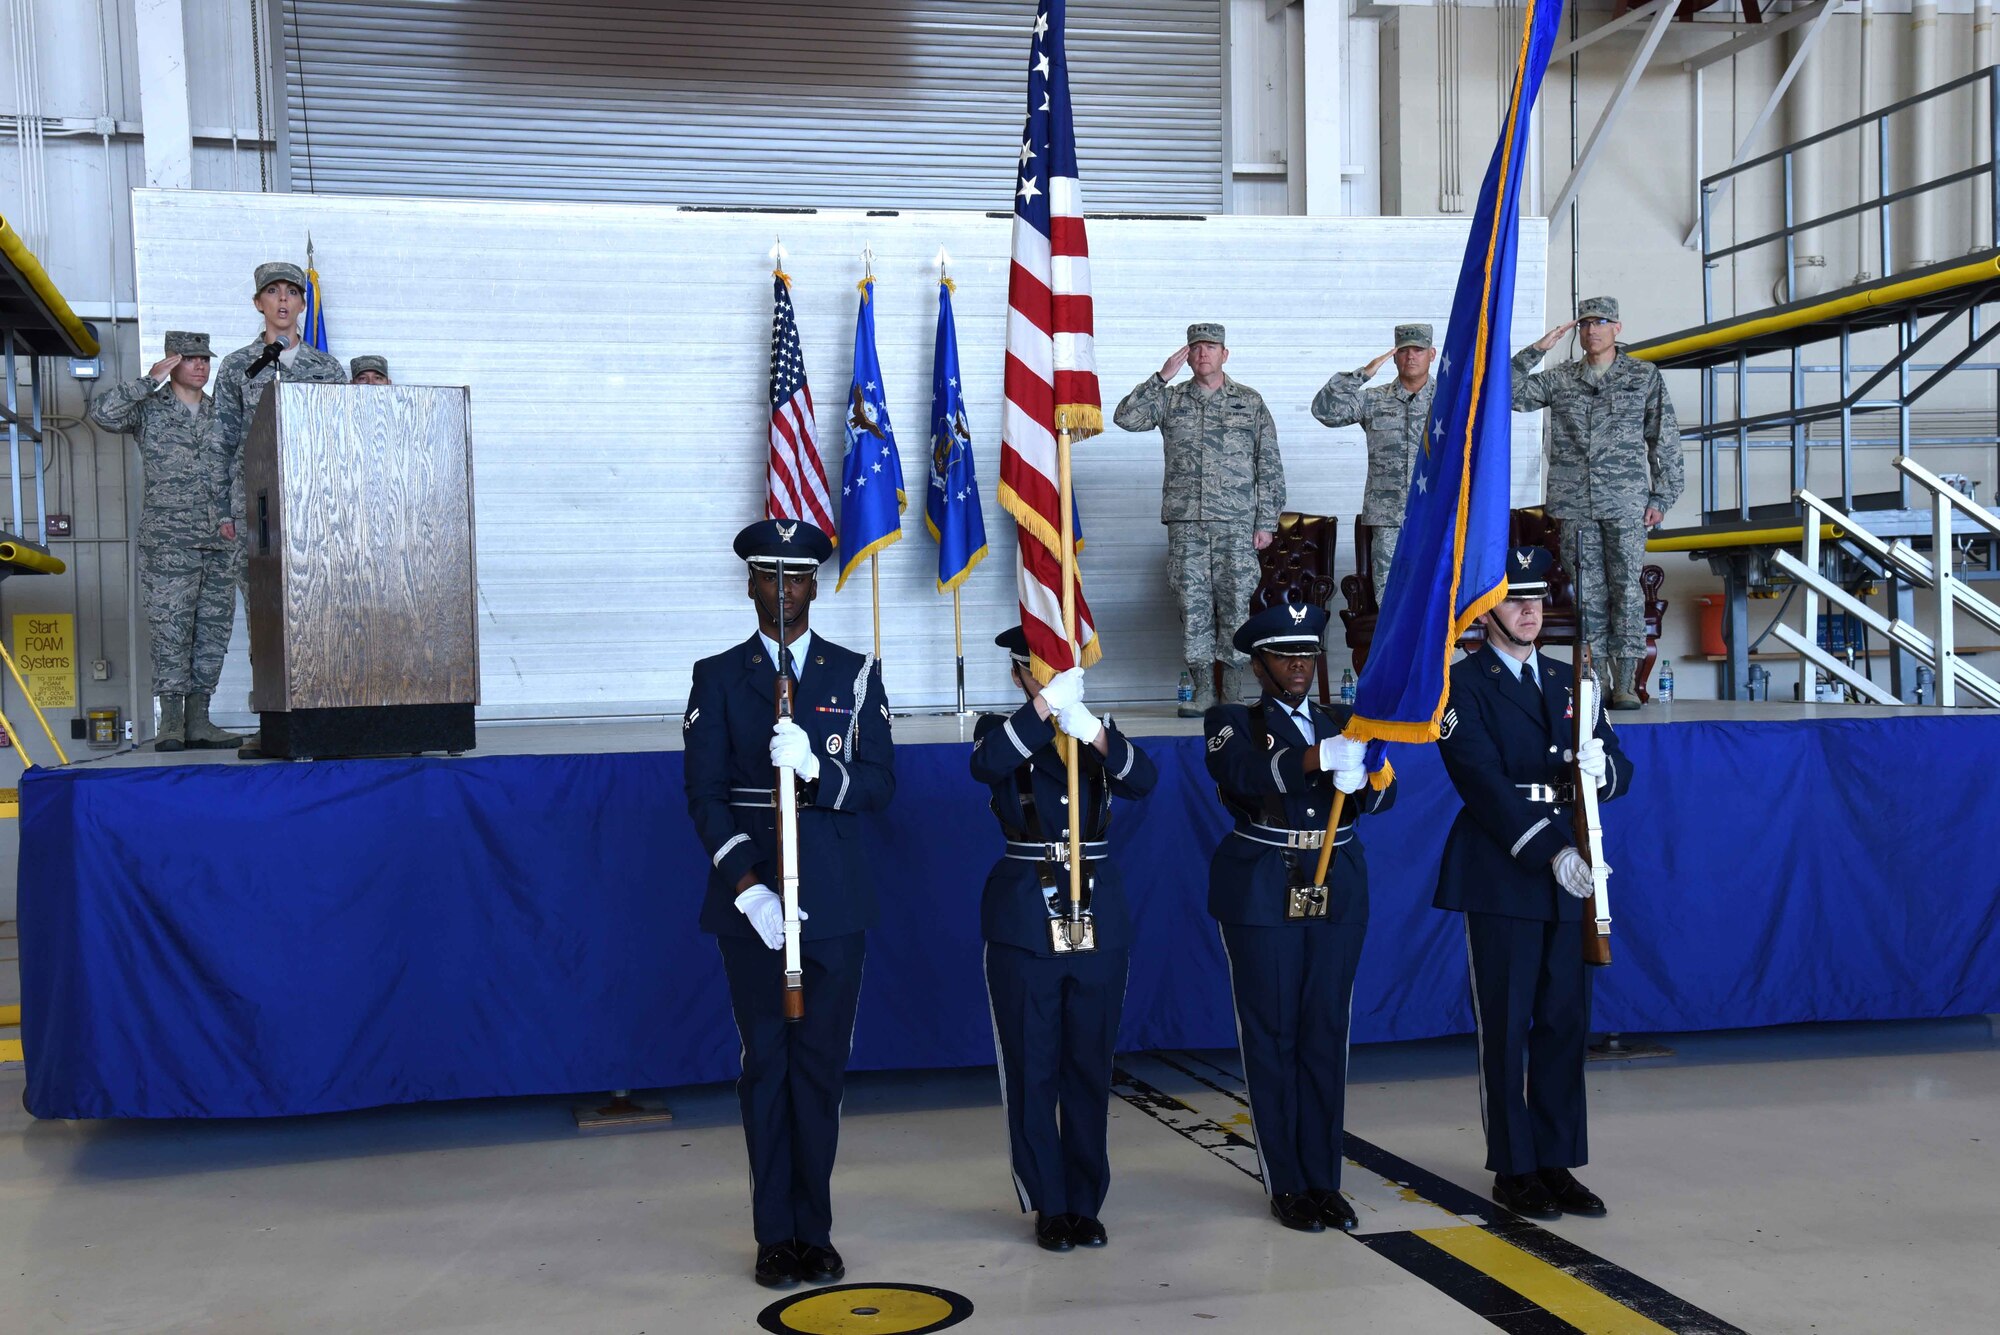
[774,583,806,1020]
[1573,647,1613,967]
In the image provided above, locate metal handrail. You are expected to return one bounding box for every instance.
[1705,66,2000,187]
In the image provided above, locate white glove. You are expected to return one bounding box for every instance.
[734,885,806,951]
[1319,735,1368,774]
[1055,702,1103,745]
[1330,766,1366,795]
[1039,667,1086,714]
[1552,847,1605,900]
[1574,737,1609,788]
[770,718,820,783]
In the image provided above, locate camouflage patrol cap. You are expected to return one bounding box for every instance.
[163,331,212,358]
[1394,323,1434,350]
[253,261,307,294]
[349,355,390,380]
[1577,295,1620,322]
[1186,322,1226,347]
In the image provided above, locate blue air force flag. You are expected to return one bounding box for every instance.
[924,279,988,593]
[1344,0,1567,779]
[836,276,906,590]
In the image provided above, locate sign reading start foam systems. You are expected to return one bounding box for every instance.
[13,612,77,709]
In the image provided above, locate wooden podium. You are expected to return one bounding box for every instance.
[243,382,479,758]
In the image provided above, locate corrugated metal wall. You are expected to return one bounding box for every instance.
[280,0,1225,212]
[132,189,1545,721]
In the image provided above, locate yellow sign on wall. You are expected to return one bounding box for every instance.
[12,613,77,709]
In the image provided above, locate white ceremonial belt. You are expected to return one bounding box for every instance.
[1515,783,1575,804]
[1232,823,1352,851]
[1003,839,1110,864]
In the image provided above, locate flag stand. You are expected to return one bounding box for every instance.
[1055,424,1086,945]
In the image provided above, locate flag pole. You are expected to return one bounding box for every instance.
[870,555,882,660]
[1056,423,1085,940]
[953,587,966,714]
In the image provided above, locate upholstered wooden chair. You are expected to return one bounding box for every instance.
[1339,507,1668,701]
[1245,512,1339,704]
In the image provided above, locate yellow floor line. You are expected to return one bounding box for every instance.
[0,1037,22,1063]
[0,1003,20,1025]
[1414,1226,1678,1335]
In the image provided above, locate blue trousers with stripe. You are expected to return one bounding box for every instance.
[718,930,866,1247]
[1219,920,1365,1196]
[1464,912,1591,1175]
[984,941,1129,1219]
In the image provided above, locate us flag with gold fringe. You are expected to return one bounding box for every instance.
[766,271,837,539]
[997,0,1101,676]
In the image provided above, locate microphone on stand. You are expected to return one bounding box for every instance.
[246,334,292,377]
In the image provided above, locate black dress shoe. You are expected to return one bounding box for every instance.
[1492,1172,1563,1220]
[1064,1214,1108,1247]
[1270,1193,1326,1233]
[1035,1212,1073,1252]
[1538,1168,1607,1216]
[793,1242,845,1283]
[1308,1189,1358,1232]
[753,1243,799,1289]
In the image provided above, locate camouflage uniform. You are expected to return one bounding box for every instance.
[349,355,391,382]
[212,334,348,538]
[87,349,239,700]
[1114,346,1284,675]
[1311,323,1436,600]
[1511,304,1683,673]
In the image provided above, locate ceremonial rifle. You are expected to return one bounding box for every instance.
[1573,644,1612,967]
[774,571,806,1019]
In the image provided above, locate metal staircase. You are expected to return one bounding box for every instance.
[1627,66,2000,701]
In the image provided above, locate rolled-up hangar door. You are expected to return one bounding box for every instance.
[280,0,1225,211]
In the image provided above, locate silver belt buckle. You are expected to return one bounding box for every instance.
[1289,829,1323,850]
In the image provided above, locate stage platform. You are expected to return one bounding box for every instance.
[18,702,2000,1121]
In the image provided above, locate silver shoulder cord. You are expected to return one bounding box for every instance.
[845,654,875,757]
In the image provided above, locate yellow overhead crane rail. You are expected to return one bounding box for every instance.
[1628,252,2000,371]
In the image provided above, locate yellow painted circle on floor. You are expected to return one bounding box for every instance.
[759,1283,971,1335]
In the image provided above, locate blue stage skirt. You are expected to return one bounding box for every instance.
[19,715,2000,1119]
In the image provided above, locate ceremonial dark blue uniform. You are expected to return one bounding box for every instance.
[1205,693,1395,1205]
[682,525,895,1264]
[969,686,1156,1230]
[1433,642,1629,1178]
[1202,603,1395,1229]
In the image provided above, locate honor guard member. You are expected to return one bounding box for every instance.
[1311,324,1438,600]
[1512,297,1683,709]
[682,519,896,1289]
[1433,546,1630,1220]
[211,261,348,759]
[87,331,240,751]
[969,629,1158,1253]
[1203,602,1395,1233]
[349,355,392,385]
[1114,323,1286,715]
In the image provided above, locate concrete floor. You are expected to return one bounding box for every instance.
[1,1010,1994,1334]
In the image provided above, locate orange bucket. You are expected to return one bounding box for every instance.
[1697,594,1728,658]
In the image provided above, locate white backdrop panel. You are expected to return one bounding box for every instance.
[131,189,1545,718]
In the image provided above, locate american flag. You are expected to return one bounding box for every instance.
[766,271,837,539]
[997,0,1100,676]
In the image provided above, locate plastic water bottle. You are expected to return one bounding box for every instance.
[1177,668,1195,708]
[1657,659,1674,702]
[1340,667,1356,705]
